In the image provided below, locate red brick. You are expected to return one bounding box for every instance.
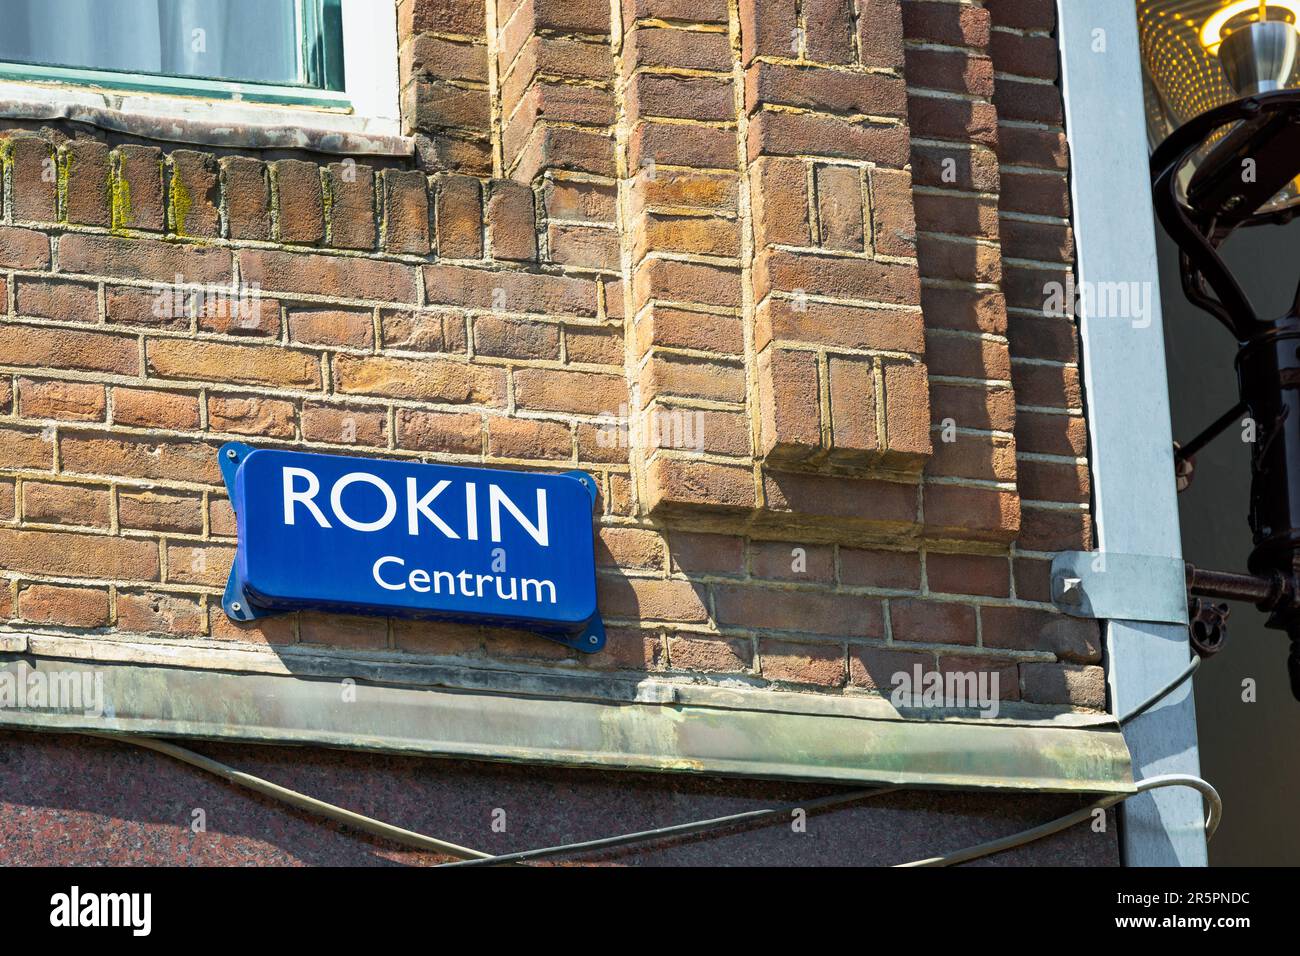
[59,233,231,285]
[0,225,51,269]
[336,355,505,404]
[434,174,483,258]
[166,543,235,587]
[18,583,110,627]
[980,605,1101,662]
[514,367,624,415]
[889,598,977,645]
[117,590,206,635]
[487,181,538,261]
[382,169,432,254]
[168,150,220,238]
[301,404,389,447]
[118,490,204,534]
[59,433,220,485]
[0,327,139,374]
[208,395,297,438]
[114,144,165,231]
[926,552,1010,598]
[237,248,419,303]
[667,633,752,673]
[221,156,272,240]
[61,139,112,227]
[0,527,160,580]
[272,159,326,244]
[487,416,572,460]
[758,638,845,686]
[287,307,375,348]
[714,584,883,637]
[5,137,57,222]
[326,162,377,250]
[147,339,322,389]
[1020,662,1106,709]
[598,576,709,623]
[473,315,560,360]
[424,263,597,316]
[22,481,110,528]
[0,425,55,470]
[112,388,202,431]
[395,408,483,455]
[849,645,934,690]
[17,378,105,422]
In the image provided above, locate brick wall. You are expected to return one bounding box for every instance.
[0,0,1103,710]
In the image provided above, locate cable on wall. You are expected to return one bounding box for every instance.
[78,652,1214,867]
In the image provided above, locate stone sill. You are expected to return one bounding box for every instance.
[0,632,1134,794]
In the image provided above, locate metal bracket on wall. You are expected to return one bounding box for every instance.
[1051,551,1189,626]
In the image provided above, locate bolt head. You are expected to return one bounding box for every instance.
[226,449,237,460]
[231,601,242,612]
[1055,575,1084,606]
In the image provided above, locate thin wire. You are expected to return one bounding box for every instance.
[439,787,901,868]
[80,648,1214,868]
[1119,655,1201,725]
[894,775,1221,867]
[82,732,493,862]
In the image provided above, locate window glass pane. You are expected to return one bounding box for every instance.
[0,0,317,88]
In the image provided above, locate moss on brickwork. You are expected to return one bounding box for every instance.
[169,172,192,237]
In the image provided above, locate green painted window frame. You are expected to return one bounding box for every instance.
[0,0,348,110]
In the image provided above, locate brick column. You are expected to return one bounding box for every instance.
[902,0,1019,541]
[399,0,493,174]
[495,0,618,184]
[742,0,930,476]
[616,0,756,515]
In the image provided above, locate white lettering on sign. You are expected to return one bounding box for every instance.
[372,555,557,603]
[282,466,550,545]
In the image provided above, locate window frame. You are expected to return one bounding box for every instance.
[0,0,403,153]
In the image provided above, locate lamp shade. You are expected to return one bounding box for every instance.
[1140,0,1300,211]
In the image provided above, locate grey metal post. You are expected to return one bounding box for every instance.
[1056,0,1207,865]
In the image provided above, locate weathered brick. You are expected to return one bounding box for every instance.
[336,354,506,404]
[61,140,112,227]
[272,159,326,244]
[288,307,375,348]
[168,150,221,238]
[221,156,272,240]
[326,162,377,250]
[147,339,322,389]
[6,137,57,222]
[382,169,432,254]
[758,638,845,686]
[0,528,160,580]
[17,378,106,422]
[22,481,110,528]
[0,326,140,376]
[117,590,206,635]
[18,583,110,627]
[112,388,202,431]
[0,226,52,269]
[208,395,297,438]
[237,248,419,303]
[118,490,204,534]
[59,234,231,285]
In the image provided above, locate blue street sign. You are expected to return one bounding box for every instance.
[218,443,605,652]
